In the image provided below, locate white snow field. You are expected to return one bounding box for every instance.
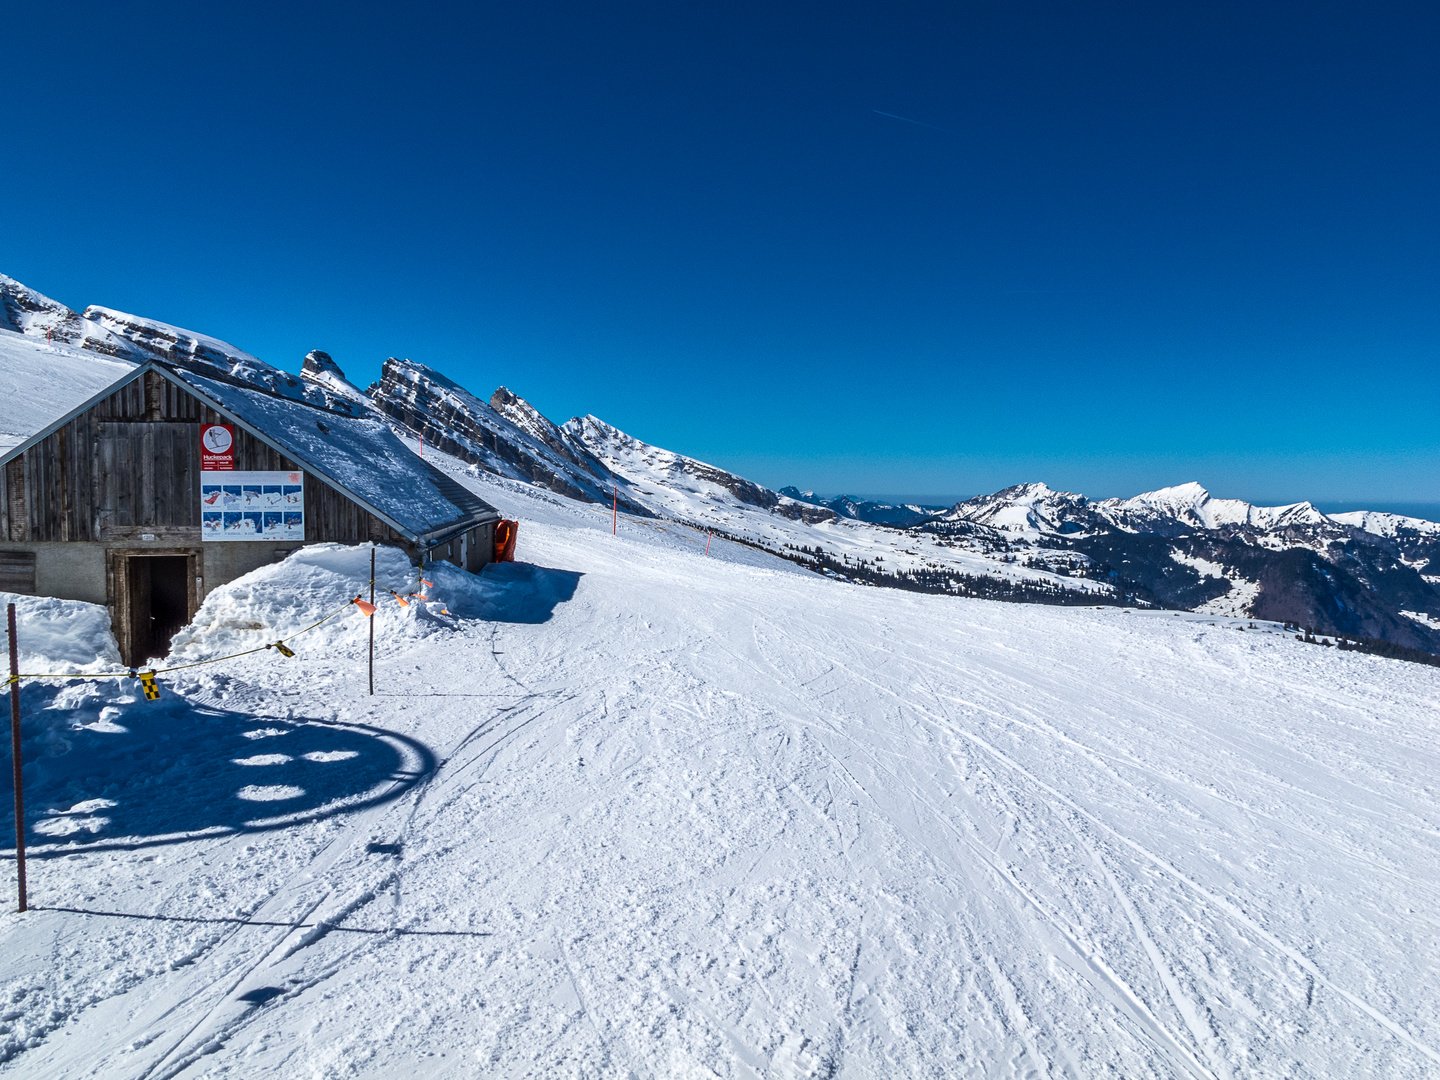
[2,469,1439,1079]
[0,328,133,454]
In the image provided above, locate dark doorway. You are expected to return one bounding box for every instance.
[126,555,191,663]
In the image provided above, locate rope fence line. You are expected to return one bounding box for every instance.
[2,570,439,694]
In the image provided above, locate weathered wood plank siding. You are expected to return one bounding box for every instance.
[304,480,396,544]
[3,370,403,548]
[94,422,202,534]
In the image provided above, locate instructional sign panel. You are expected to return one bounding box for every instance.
[201,471,304,541]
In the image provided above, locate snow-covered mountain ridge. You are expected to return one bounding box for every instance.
[5,270,1438,653]
[940,478,1424,539]
[1,275,364,414]
[366,379,1440,651]
[336,354,1440,650]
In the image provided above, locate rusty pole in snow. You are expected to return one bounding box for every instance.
[7,604,27,913]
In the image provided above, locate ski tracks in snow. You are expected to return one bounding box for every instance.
[3,496,1438,1077]
[735,606,1439,1076]
[10,623,587,1079]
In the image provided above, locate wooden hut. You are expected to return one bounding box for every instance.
[0,360,499,664]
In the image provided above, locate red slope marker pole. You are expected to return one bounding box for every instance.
[612,487,617,536]
[705,533,712,556]
[368,547,376,696]
[7,604,26,913]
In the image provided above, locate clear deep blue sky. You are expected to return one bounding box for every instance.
[3,2,1437,505]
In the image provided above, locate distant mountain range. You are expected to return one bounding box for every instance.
[776,490,939,528]
[5,271,1439,656]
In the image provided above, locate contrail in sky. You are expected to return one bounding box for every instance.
[872,109,945,131]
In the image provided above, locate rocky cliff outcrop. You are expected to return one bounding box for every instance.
[368,359,651,513]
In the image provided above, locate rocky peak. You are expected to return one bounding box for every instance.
[368,358,645,512]
[490,386,571,457]
[300,350,370,410]
[302,349,346,379]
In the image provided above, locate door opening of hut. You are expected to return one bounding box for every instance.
[126,555,190,662]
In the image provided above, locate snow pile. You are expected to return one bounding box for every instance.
[167,544,486,663]
[0,592,131,787]
[0,591,122,674]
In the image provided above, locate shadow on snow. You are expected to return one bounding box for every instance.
[0,559,581,855]
[470,562,583,624]
[0,687,435,856]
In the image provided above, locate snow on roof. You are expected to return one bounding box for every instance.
[0,328,135,455]
[169,366,497,540]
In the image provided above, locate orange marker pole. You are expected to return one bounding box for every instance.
[705,533,712,556]
[612,486,617,536]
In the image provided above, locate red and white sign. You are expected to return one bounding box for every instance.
[201,424,234,470]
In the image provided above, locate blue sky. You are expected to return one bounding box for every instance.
[3,2,1437,504]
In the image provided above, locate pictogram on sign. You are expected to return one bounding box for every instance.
[201,424,235,470]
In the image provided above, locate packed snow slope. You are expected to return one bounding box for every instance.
[2,462,1438,1079]
[0,328,134,454]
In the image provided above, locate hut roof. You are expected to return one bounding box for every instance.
[0,356,498,545]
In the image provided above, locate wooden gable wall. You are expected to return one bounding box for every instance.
[1,370,403,546]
